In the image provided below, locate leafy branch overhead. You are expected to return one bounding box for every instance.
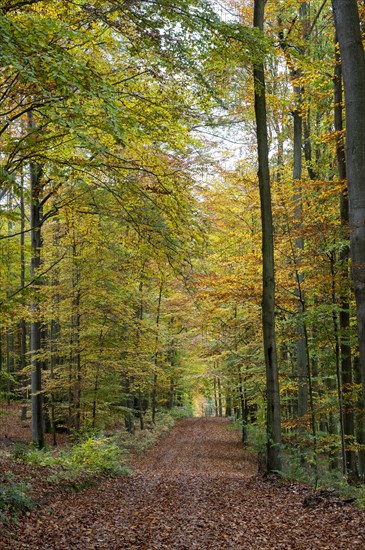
[1,0,365,503]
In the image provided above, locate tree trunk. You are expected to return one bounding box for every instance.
[354,356,365,478]
[225,392,232,417]
[6,191,15,405]
[279,2,312,438]
[217,376,223,417]
[293,100,308,430]
[332,0,365,414]
[122,377,135,434]
[152,281,163,424]
[214,376,218,416]
[28,110,44,449]
[333,35,357,477]
[237,366,247,442]
[50,319,59,444]
[253,0,281,472]
[168,378,174,410]
[138,390,145,430]
[20,175,28,422]
[330,253,347,475]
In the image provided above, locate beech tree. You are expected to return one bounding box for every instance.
[331,0,365,415]
[253,0,281,472]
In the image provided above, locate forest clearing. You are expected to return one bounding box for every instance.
[1,417,365,549]
[2,0,365,546]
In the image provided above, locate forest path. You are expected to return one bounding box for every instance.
[3,417,365,549]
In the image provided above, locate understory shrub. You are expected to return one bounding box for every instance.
[112,409,180,453]
[13,408,183,485]
[15,436,129,483]
[168,405,193,420]
[63,437,128,475]
[0,472,33,524]
[240,421,365,508]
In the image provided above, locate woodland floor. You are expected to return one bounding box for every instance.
[1,416,365,549]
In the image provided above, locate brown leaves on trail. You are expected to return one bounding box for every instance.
[1,417,365,549]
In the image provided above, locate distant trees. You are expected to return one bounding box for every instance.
[0,0,262,447]
[1,0,365,482]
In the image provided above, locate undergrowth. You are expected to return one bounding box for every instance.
[16,437,129,484]
[0,471,33,524]
[233,419,365,508]
[12,407,188,485]
[281,446,365,508]
[113,410,183,454]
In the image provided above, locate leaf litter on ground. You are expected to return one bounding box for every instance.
[1,416,365,549]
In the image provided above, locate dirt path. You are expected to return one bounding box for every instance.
[2,418,365,549]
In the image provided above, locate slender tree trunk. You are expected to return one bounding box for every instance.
[225,392,232,417]
[28,110,44,449]
[6,330,14,405]
[68,238,82,432]
[293,101,308,429]
[253,0,281,472]
[20,319,27,421]
[233,304,247,441]
[122,377,135,434]
[237,367,247,442]
[138,390,145,430]
[92,363,100,428]
[293,3,308,438]
[217,376,223,417]
[74,291,81,432]
[49,216,61,443]
[72,239,81,432]
[354,356,365,478]
[92,328,104,429]
[50,319,59,444]
[6,191,15,406]
[214,376,218,417]
[328,396,340,470]
[168,378,174,410]
[303,109,317,180]
[134,267,145,428]
[332,0,365,415]
[20,176,28,422]
[333,37,357,477]
[167,317,176,410]
[330,253,347,475]
[279,2,311,437]
[152,281,163,424]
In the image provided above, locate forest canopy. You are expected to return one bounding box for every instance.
[1,0,365,483]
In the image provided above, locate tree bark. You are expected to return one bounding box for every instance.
[330,253,347,474]
[152,281,163,424]
[214,376,218,416]
[253,0,281,472]
[332,0,365,414]
[28,110,44,449]
[217,376,223,417]
[333,35,357,477]
[20,175,28,422]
